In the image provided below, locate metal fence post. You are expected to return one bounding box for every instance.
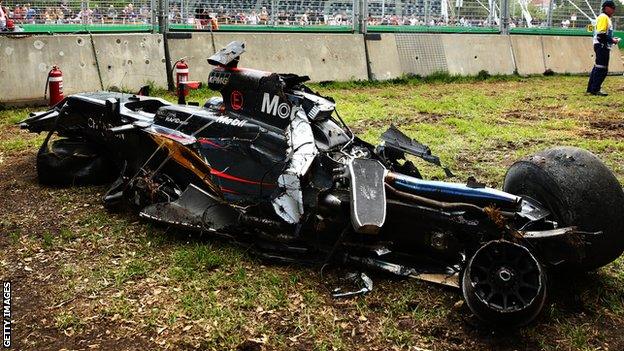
[361,0,368,34]
[500,0,509,34]
[352,0,358,32]
[159,0,174,91]
[271,0,276,25]
[353,0,367,33]
[424,0,430,25]
[157,0,168,33]
[546,0,554,28]
[151,0,157,32]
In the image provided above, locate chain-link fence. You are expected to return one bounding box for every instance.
[173,0,353,27]
[542,0,622,29]
[365,0,503,27]
[0,0,156,25]
[0,0,621,31]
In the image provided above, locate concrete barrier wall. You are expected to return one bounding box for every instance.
[168,32,368,83]
[0,35,100,103]
[0,33,166,104]
[542,36,595,74]
[367,33,624,78]
[541,35,624,74]
[91,34,167,89]
[364,33,402,80]
[441,34,515,75]
[393,34,447,77]
[510,35,546,75]
[1,32,622,104]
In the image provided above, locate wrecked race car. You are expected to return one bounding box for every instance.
[20,42,624,327]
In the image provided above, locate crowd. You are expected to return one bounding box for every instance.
[0,2,152,28]
[0,1,585,31]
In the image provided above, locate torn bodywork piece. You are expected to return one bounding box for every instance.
[20,41,624,328]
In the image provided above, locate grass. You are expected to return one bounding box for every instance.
[1,74,624,350]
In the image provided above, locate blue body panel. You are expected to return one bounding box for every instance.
[390,173,521,209]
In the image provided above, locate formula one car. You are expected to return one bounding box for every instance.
[20,42,624,327]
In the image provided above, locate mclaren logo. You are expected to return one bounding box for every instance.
[216,115,247,127]
[261,93,301,119]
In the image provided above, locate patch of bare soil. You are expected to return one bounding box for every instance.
[583,119,624,139]
[2,122,624,350]
[0,152,156,350]
[502,109,546,121]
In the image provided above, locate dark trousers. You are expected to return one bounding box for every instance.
[587,43,610,93]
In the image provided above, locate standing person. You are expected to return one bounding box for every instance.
[6,18,24,31]
[0,0,7,30]
[587,1,621,96]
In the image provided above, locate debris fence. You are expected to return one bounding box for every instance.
[1,0,622,32]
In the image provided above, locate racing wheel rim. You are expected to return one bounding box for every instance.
[462,240,546,326]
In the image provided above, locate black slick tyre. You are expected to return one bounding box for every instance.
[503,147,624,271]
[37,138,116,186]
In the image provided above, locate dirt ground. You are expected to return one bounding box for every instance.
[2,75,624,350]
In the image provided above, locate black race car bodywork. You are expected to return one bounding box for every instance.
[20,42,624,327]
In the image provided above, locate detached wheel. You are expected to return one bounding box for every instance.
[504,147,624,271]
[37,138,116,186]
[462,240,547,327]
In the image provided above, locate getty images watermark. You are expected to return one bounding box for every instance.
[2,281,10,348]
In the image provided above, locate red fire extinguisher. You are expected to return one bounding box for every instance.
[175,60,189,96]
[45,65,64,106]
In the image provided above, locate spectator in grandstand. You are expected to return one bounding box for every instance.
[308,9,320,25]
[259,6,268,25]
[367,14,377,25]
[56,8,65,23]
[12,4,23,23]
[169,4,181,24]
[233,11,246,24]
[299,11,309,26]
[42,7,51,23]
[140,4,150,24]
[107,5,117,23]
[194,7,218,30]
[333,12,343,25]
[0,0,7,30]
[59,0,69,14]
[277,10,288,25]
[587,0,620,96]
[247,10,259,25]
[23,4,35,23]
[5,18,23,31]
[194,7,208,27]
[80,6,94,25]
[93,5,103,24]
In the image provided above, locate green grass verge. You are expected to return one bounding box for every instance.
[2,74,624,350]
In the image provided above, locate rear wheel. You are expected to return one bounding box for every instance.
[37,138,116,186]
[503,147,624,271]
[462,240,547,327]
